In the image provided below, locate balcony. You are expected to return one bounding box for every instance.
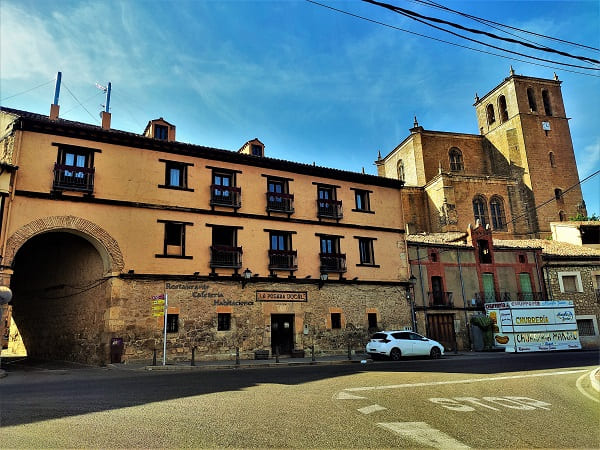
[266,192,294,214]
[319,253,347,273]
[210,245,242,269]
[317,199,343,220]
[268,250,298,271]
[428,291,454,308]
[516,292,545,301]
[53,164,94,193]
[474,291,512,304]
[210,185,241,208]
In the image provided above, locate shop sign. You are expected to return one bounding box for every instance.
[256,291,308,302]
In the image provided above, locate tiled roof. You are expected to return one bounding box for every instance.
[407,232,468,246]
[494,238,600,258]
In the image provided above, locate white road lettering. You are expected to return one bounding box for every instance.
[429,396,551,412]
[503,397,552,410]
[454,397,499,411]
[336,391,366,400]
[429,398,475,412]
[482,397,536,410]
[358,404,387,414]
[378,422,470,449]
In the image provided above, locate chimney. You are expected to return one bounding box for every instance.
[101,111,111,130]
[49,71,62,121]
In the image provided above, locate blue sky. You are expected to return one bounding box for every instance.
[2,0,599,216]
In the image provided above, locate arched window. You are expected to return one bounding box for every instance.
[542,89,552,116]
[498,95,509,122]
[555,188,563,202]
[549,151,556,168]
[559,210,567,222]
[449,147,463,171]
[527,87,537,112]
[486,104,496,125]
[397,160,405,181]
[489,196,507,230]
[473,195,488,227]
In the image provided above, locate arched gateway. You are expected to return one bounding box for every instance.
[3,216,124,364]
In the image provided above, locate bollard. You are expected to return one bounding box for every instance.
[275,346,280,363]
[191,346,196,366]
[152,348,157,366]
[236,347,240,365]
[311,345,316,362]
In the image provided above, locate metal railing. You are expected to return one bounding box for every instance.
[516,292,545,301]
[474,291,512,304]
[266,192,294,214]
[428,291,454,307]
[210,185,241,208]
[319,253,347,273]
[53,164,94,193]
[268,250,298,270]
[210,245,242,268]
[317,199,343,219]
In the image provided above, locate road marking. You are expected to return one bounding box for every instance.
[576,371,600,403]
[377,422,470,449]
[336,391,366,400]
[345,369,588,392]
[358,404,387,414]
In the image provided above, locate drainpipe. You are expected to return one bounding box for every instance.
[416,244,428,335]
[534,251,545,298]
[457,248,472,350]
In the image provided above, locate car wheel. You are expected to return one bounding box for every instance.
[389,348,402,361]
[430,347,442,359]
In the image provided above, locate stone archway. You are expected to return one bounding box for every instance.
[4,216,124,274]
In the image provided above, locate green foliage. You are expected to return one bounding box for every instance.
[569,213,600,221]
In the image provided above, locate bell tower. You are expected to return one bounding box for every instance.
[474,69,585,237]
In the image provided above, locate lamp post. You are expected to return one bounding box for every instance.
[241,268,252,289]
[318,273,328,290]
[407,274,417,333]
[0,286,13,369]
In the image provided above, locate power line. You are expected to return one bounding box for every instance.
[305,0,600,78]
[62,82,99,124]
[361,0,600,69]
[0,78,56,102]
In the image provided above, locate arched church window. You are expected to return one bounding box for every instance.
[498,95,509,122]
[397,160,405,181]
[490,196,507,231]
[449,147,463,171]
[486,104,495,125]
[559,210,567,222]
[473,195,488,227]
[555,188,563,202]
[527,87,537,112]
[549,151,556,168]
[542,89,553,116]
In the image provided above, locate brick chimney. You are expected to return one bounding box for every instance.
[101,111,111,130]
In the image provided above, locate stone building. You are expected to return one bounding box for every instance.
[376,69,586,239]
[0,104,410,365]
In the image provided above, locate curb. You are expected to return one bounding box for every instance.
[144,358,367,371]
[590,367,600,393]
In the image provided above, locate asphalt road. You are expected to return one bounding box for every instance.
[1,351,598,448]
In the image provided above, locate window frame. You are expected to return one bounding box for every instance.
[154,124,169,140]
[355,236,379,267]
[486,104,496,125]
[473,195,488,227]
[557,271,583,293]
[351,188,373,213]
[330,312,342,329]
[527,87,537,112]
[155,220,194,259]
[541,89,553,116]
[217,313,232,331]
[158,159,194,191]
[449,147,464,172]
[53,144,98,194]
[498,95,509,122]
[166,314,179,333]
[489,196,507,231]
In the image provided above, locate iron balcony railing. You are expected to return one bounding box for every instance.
[53,164,94,193]
[428,291,454,307]
[474,291,512,304]
[319,253,347,273]
[210,185,241,208]
[268,250,298,270]
[516,292,545,301]
[210,245,242,268]
[266,192,294,214]
[317,199,343,219]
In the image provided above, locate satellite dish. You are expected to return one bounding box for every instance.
[0,285,12,304]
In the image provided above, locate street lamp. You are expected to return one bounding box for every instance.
[241,268,252,289]
[0,286,13,369]
[318,272,328,290]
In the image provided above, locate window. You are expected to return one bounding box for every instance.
[156,220,193,259]
[482,273,496,303]
[518,254,527,264]
[251,144,263,156]
[210,170,240,208]
[542,89,553,116]
[498,95,509,122]
[430,251,438,262]
[559,210,567,221]
[558,272,582,293]
[527,87,537,112]
[331,313,342,329]
[549,152,556,168]
[353,189,371,212]
[53,145,95,193]
[554,188,563,202]
[217,313,231,331]
[159,159,192,190]
[266,178,294,214]
[319,235,346,272]
[210,226,242,268]
[397,160,405,181]
[473,195,488,227]
[317,185,342,219]
[155,124,168,140]
[519,273,533,300]
[368,313,377,330]
[478,239,492,264]
[166,314,179,333]
[577,318,596,337]
[486,104,495,125]
[490,196,507,230]
[268,231,297,270]
[357,237,376,265]
[449,148,463,172]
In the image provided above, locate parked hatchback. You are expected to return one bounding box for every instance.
[366,331,444,360]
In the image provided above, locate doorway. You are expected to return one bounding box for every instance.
[427,313,456,352]
[271,314,294,355]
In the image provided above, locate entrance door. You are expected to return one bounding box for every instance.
[427,314,455,352]
[271,314,294,355]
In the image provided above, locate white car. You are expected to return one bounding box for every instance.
[366,331,444,361]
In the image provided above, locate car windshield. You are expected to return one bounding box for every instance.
[371,333,388,340]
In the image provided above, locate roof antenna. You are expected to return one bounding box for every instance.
[96,81,112,129]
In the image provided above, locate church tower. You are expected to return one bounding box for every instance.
[474,69,586,237]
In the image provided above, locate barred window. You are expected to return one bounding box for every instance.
[577,319,595,337]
